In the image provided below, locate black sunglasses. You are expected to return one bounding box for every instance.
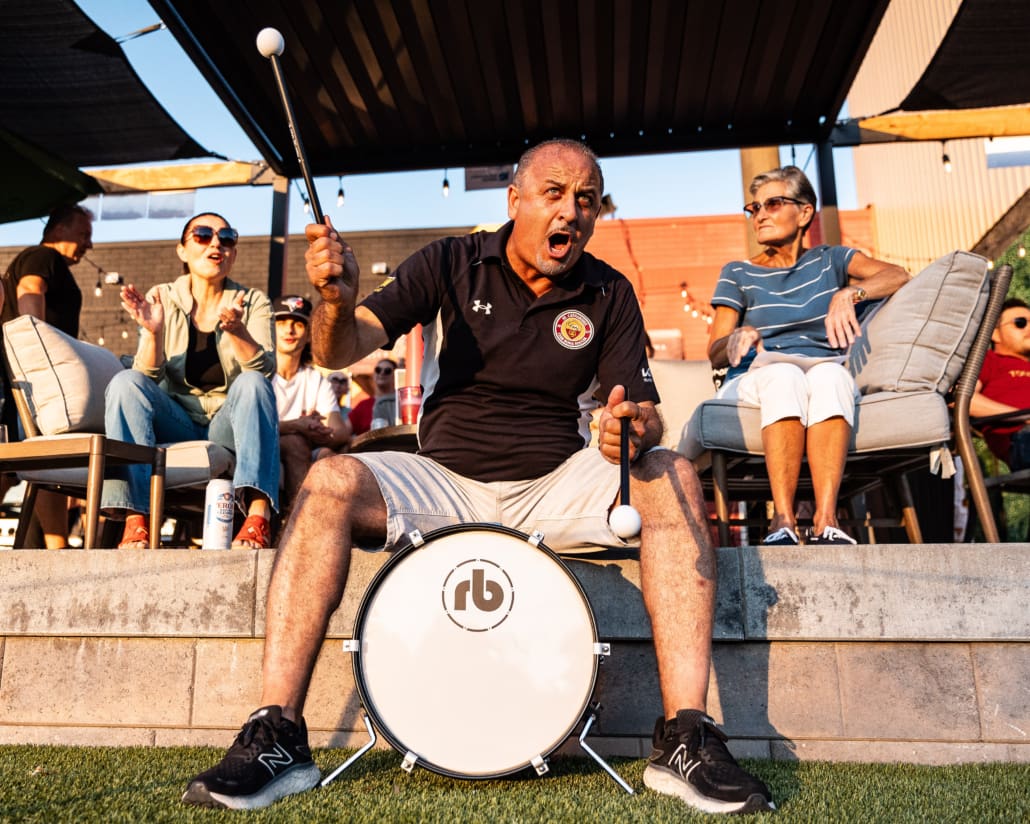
[374,366,395,375]
[329,376,348,384]
[1004,316,1030,329]
[743,196,805,217]
[185,224,239,248]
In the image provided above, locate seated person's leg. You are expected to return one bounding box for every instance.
[278,432,312,515]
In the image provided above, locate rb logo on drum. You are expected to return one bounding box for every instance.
[442,559,514,632]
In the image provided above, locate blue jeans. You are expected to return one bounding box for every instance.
[1008,425,1030,472]
[102,370,280,515]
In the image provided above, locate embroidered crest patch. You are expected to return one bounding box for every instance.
[553,310,594,350]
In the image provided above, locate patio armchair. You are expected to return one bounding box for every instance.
[1,315,235,548]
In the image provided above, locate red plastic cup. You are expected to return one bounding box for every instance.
[397,386,423,425]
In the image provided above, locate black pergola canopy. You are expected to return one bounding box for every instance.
[149,0,891,177]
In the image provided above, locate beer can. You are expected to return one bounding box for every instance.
[202,479,235,549]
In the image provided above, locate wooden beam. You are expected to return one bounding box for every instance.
[858,105,1030,142]
[971,187,1030,261]
[87,161,276,193]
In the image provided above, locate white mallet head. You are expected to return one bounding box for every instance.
[609,504,642,539]
[256,27,285,58]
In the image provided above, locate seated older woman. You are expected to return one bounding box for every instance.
[708,166,909,545]
[102,212,279,548]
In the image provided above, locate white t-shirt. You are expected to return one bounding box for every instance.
[273,366,340,421]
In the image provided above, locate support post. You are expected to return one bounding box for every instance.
[267,174,289,300]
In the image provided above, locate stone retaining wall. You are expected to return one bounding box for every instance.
[0,544,1027,765]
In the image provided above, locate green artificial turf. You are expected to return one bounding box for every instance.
[0,745,1027,823]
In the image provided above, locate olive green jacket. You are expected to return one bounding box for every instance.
[133,275,275,425]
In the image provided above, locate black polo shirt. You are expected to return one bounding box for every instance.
[362,221,658,482]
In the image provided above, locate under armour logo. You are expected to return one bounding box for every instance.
[473,300,492,314]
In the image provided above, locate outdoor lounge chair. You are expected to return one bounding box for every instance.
[673,253,1012,545]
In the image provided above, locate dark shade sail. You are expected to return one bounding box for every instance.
[0,0,208,167]
[0,128,103,224]
[149,0,890,177]
[899,0,1030,111]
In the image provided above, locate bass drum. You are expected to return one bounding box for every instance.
[350,523,600,778]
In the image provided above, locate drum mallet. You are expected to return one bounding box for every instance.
[608,416,642,538]
[256,27,324,223]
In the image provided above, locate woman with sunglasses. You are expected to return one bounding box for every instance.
[102,212,279,549]
[707,166,909,546]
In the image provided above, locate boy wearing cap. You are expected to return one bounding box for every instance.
[272,295,351,513]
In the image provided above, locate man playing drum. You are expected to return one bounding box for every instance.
[182,139,774,815]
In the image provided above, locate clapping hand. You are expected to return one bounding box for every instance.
[121,284,163,335]
[219,292,246,335]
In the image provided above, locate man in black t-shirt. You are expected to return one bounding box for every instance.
[183,140,773,815]
[1,204,92,548]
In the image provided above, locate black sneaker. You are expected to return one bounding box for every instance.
[806,525,857,545]
[643,709,774,814]
[182,706,320,810]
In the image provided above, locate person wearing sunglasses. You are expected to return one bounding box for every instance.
[348,357,398,434]
[971,298,1030,477]
[708,165,909,546]
[101,212,279,549]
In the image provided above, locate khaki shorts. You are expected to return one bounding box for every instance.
[349,447,640,554]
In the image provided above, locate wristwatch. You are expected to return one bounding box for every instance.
[851,286,867,303]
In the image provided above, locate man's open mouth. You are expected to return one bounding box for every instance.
[548,231,572,256]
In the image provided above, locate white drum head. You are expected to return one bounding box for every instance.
[353,525,598,778]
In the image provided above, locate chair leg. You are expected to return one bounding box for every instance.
[83,435,106,551]
[712,452,731,547]
[13,481,39,549]
[890,473,924,544]
[148,447,166,549]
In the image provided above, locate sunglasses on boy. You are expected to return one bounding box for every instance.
[185,225,239,248]
[1002,316,1030,330]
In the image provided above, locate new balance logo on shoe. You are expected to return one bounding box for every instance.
[666,743,699,780]
[257,743,294,775]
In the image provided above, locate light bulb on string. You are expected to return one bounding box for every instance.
[1019,245,1026,259]
[680,281,688,299]
[94,280,102,298]
[336,176,345,208]
[442,169,450,198]
[941,142,952,173]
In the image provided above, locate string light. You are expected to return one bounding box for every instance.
[442,169,450,198]
[941,142,952,173]
[336,176,345,208]
[94,279,102,298]
[1019,245,1026,258]
[676,281,713,325]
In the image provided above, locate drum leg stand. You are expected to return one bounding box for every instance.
[577,702,634,795]
[320,712,378,788]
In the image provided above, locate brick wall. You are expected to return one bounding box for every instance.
[0,210,875,362]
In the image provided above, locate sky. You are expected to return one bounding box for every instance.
[0,0,858,248]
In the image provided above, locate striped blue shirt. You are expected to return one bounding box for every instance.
[712,245,856,381]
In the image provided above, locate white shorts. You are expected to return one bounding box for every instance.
[717,361,859,428]
[349,447,639,554]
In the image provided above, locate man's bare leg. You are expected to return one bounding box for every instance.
[632,449,716,717]
[260,455,387,721]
